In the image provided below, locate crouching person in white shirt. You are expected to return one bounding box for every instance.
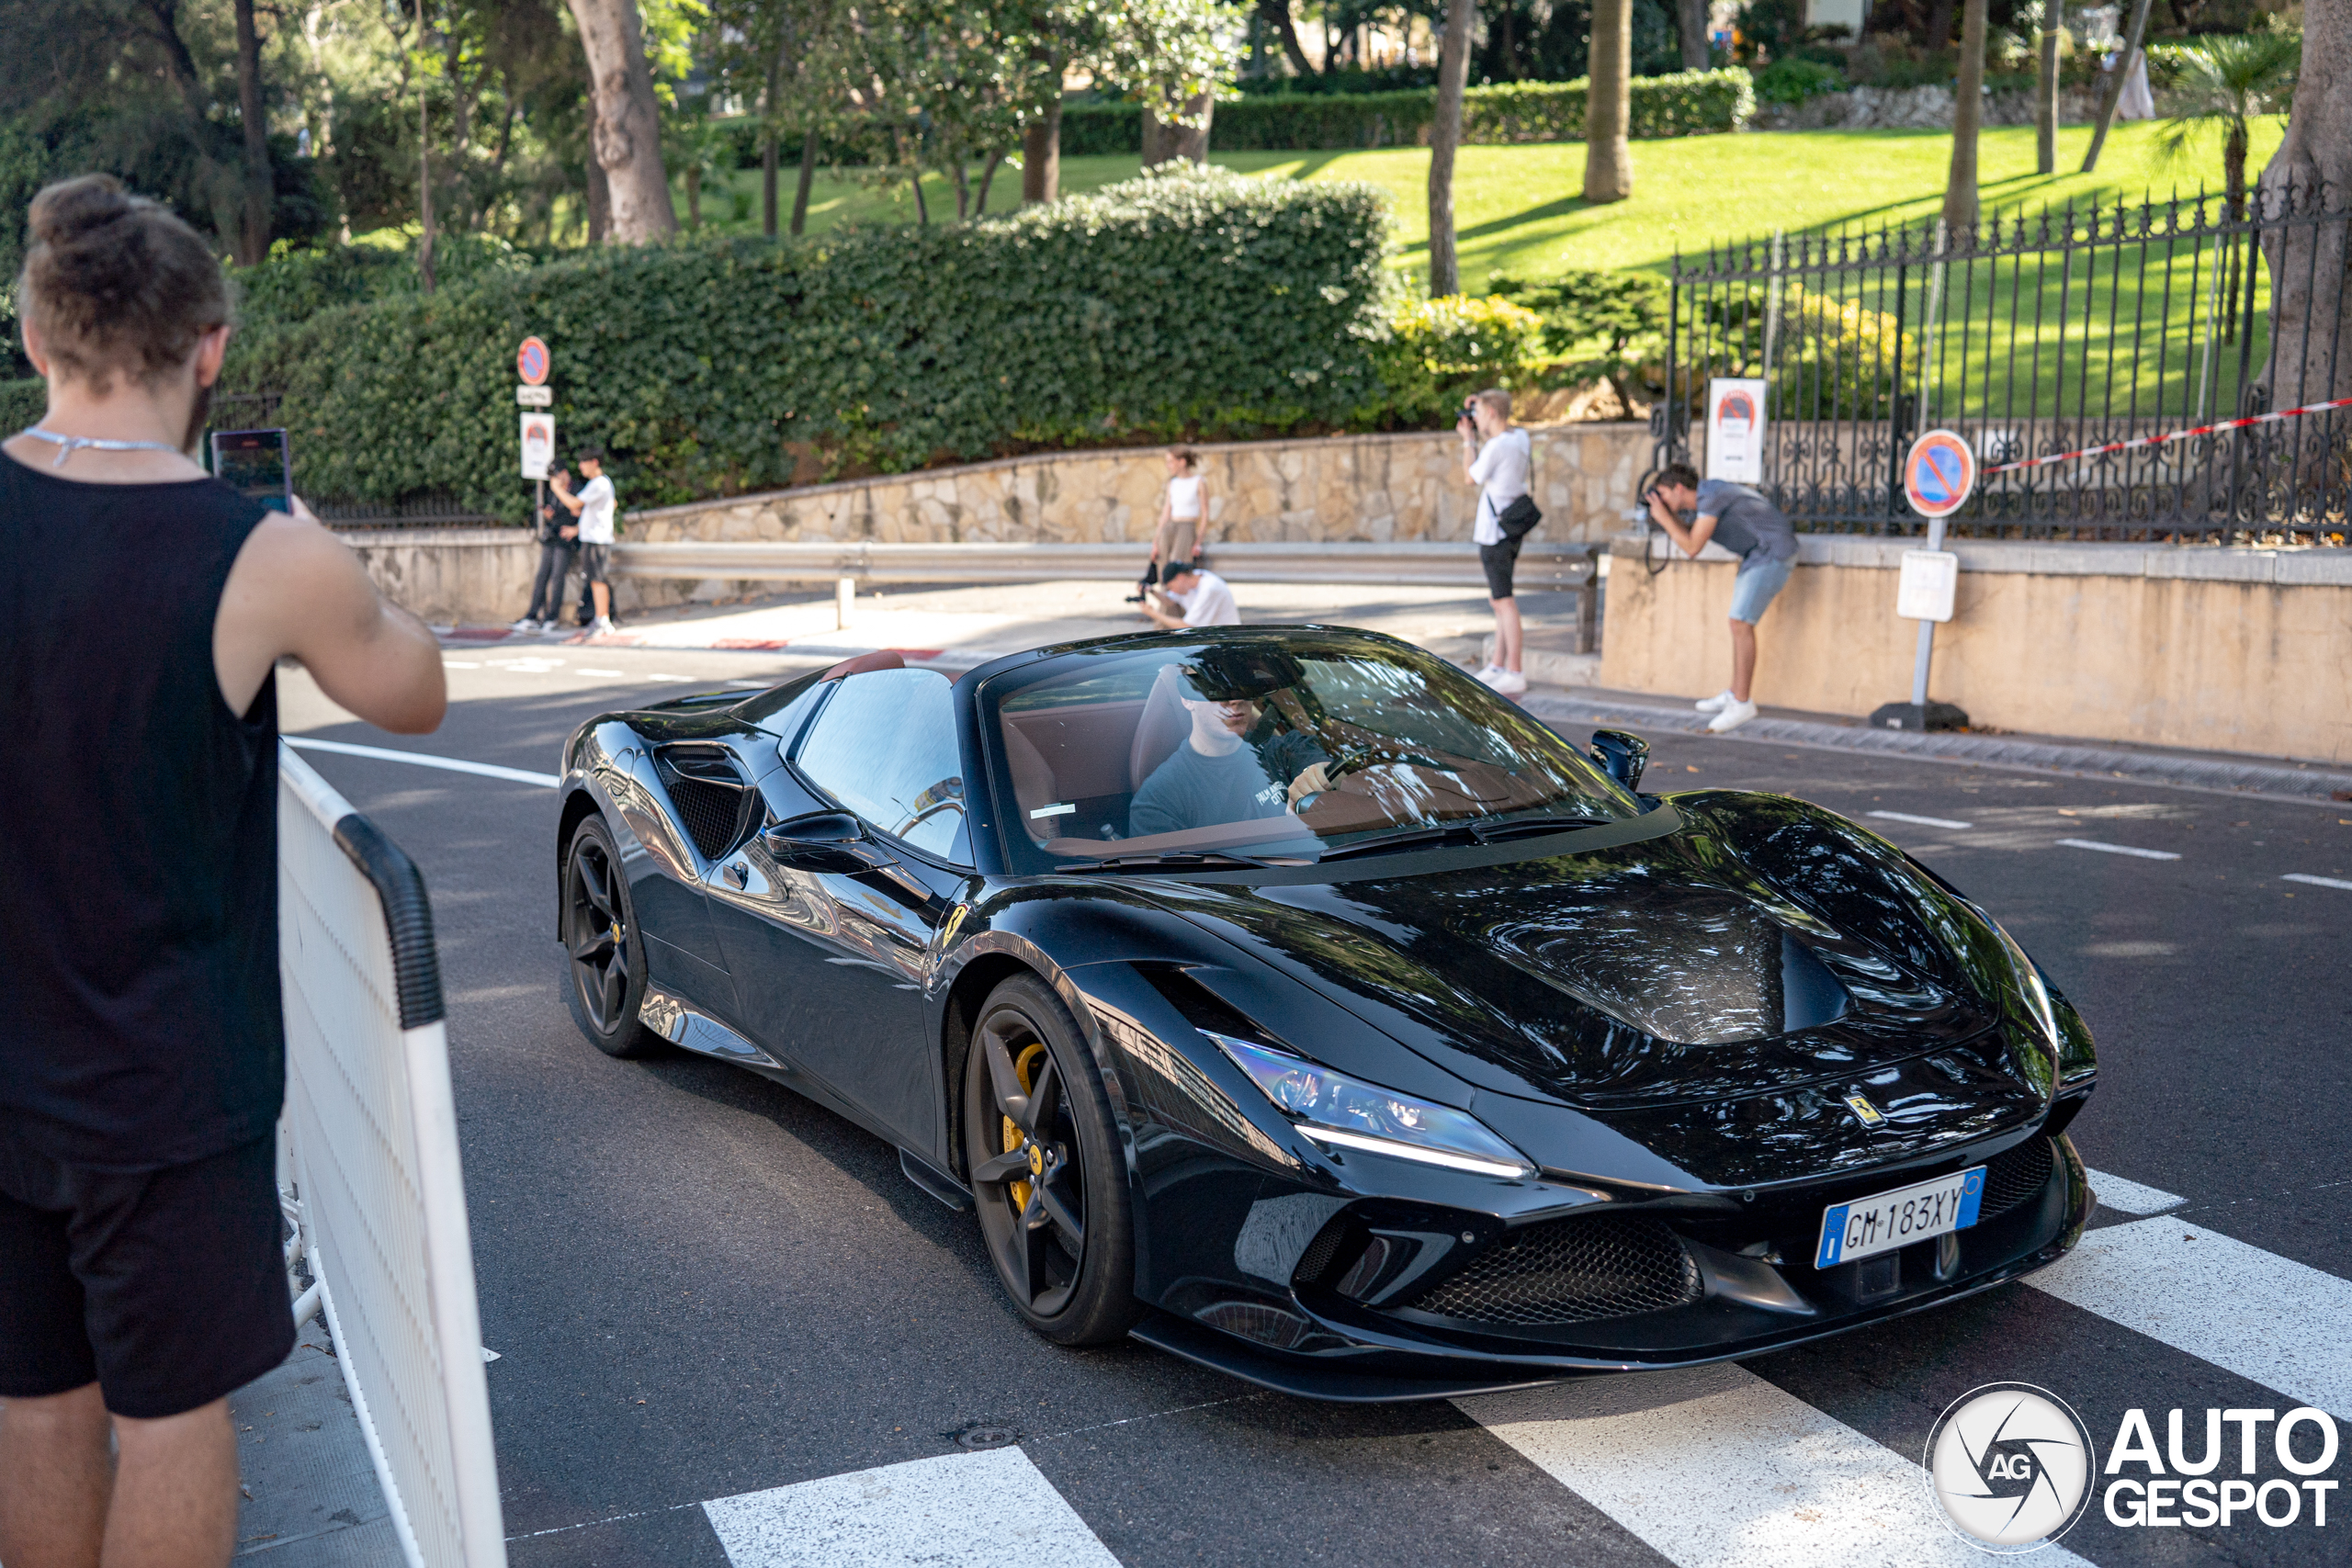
[1141,563,1239,628]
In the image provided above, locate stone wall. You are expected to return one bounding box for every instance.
[1752,85,2132,132]
[616,423,1652,611]
[1600,535,2352,765]
[337,527,539,628]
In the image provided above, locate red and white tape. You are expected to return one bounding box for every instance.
[1984,395,2352,476]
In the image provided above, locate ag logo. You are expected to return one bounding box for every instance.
[1924,1382,2097,1552]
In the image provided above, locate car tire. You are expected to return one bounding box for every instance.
[562,815,660,1059]
[962,974,1141,1346]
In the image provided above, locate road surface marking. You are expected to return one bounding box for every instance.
[2026,1215,2352,1418]
[285,737,560,789]
[1868,810,1973,829]
[1457,1364,2090,1567]
[2056,838,2181,860]
[441,659,481,668]
[702,1449,1119,1568]
[649,673,696,682]
[2081,1168,2187,1215]
[2283,873,2352,891]
[576,668,626,677]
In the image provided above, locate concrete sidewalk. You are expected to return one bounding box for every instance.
[229,1321,402,1564]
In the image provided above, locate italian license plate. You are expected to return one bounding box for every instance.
[1815,1167,1986,1269]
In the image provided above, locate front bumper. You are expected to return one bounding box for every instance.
[1128,1132,2092,1403]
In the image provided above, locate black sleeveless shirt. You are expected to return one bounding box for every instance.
[0,453,281,1172]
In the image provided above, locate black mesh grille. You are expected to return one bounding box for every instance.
[1292,1219,1348,1287]
[1980,1136,2055,1221]
[1405,1214,1702,1327]
[668,776,745,861]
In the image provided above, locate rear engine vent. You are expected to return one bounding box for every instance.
[656,749,750,862]
[1405,1214,1702,1328]
[1979,1135,2055,1221]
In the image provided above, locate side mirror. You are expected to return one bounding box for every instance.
[1589,728,1649,794]
[761,811,879,872]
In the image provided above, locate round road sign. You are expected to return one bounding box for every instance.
[1904,429,1977,518]
[516,336,550,387]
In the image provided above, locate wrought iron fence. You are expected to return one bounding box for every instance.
[1656,182,2351,542]
[205,392,505,528]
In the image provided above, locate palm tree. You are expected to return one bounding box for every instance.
[2159,32,2301,223]
[2160,32,2299,344]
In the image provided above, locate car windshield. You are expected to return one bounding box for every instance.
[980,630,1638,872]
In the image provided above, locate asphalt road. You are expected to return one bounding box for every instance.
[282,643,2352,1568]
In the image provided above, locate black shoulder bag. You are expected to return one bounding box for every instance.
[1496,492,1543,540]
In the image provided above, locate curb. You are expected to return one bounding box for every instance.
[1524,692,2352,807]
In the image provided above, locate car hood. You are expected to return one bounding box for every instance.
[1148,793,2021,1113]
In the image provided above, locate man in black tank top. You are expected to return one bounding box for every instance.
[0,177,446,1568]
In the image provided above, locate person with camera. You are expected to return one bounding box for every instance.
[1644,461,1798,734]
[1459,388,1539,696]
[513,463,579,633]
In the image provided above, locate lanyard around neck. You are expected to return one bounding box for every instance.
[17,426,187,468]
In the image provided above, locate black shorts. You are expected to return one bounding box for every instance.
[0,1128,294,1418]
[580,543,612,584]
[1479,536,1523,600]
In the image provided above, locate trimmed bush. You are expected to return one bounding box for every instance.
[220,169,1393,520]
[1751,56,1847,105]
[1060,69,1754,155]
[1393,295,1547,374]
[1,376,43,434]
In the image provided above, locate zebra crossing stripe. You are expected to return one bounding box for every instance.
[2024,1214,2352,1419]
[1456,1362,2092,1567]
[2081,1167,2186,1216]
[701,1447,1120,1568]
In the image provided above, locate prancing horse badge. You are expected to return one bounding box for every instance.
[1844,1093,1888,1129]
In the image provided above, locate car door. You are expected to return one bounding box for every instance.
[705,668,975,1148]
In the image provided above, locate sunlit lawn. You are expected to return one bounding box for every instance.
[682,118,2288,289]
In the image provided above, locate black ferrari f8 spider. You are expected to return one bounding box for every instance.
[554,627,2096,1401]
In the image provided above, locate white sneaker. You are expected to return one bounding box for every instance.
[1489,669,1529,695]
[509,616,538,632]
[1695,689,1737,714]
[1707,698,1759,733]
[1474,664,1504,685]
[592,615,616,635]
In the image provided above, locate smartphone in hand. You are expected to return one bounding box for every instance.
[210,428,292,513]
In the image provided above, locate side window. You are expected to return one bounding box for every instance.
[793,669,969,862]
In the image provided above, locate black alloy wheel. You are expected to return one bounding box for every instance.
[562,816,658,1058]
[962,975,1140,1345]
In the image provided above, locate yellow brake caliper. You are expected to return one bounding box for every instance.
[1001,1041,1046,1212]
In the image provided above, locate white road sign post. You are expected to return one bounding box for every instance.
[1869,431,1977,731]
[1704,378,1768,484]
[519,413,555,480]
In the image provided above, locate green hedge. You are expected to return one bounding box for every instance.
[1061,70,1753,154]
[1,376,42,434]
[221,169,1392,520]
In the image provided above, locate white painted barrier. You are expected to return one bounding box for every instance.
[277,746,506,1568]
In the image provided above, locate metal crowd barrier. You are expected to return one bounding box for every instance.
[277,747,507,1568]
[611,538,1605,650]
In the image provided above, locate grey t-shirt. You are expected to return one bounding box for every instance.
[1696,479,1797,567]
[1130,731,1329,838]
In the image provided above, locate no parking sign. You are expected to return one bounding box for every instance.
[1904,429,1977,517]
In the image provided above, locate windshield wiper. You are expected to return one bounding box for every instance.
[1314,824,1484,860]
[1069,850,1287,872]
[1468,812,1613,841]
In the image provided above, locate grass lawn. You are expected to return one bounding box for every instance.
[684,118,2288,289]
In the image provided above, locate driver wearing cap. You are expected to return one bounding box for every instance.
[1130,652,1333,838]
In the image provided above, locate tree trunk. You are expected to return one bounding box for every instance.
[1428,0,1475,296]
[1677,0,1710,72]
[1585,0,1634,203]
[1942,0,1986,240]
[1140,106,1171,167]
[791,128,819,236]
[762,54,780,237]
[1022,96,1062,204]
[1256,0,1317,79]
[1171,94,1213,164]
[2079,0,2154,174]
[685,165,701,229]
[586,156,610,243]
[2255,0,2350,442]
[232,0,271,265]
[2035,3,2059,175]
[565,0,677,243]
[1923,0,1956,47]
[977,150,1003,214]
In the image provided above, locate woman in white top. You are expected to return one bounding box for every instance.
[1462,388,1532,694]
[1146,446,1206,588]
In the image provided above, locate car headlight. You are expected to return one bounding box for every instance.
[1206,1032,1534,1179]
[1988,919,2059,1049]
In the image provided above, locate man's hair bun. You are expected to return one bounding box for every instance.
[19,173,232,394]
